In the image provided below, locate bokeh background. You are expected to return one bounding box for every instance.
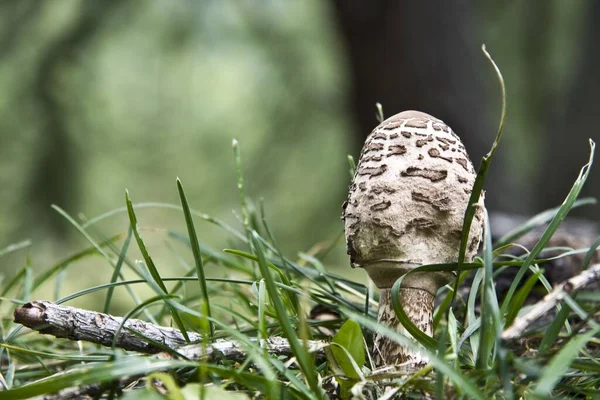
[1,1,598,304]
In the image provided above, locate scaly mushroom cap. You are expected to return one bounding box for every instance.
[343,110,484,292]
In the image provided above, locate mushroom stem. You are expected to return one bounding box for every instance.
[374,287,434,368]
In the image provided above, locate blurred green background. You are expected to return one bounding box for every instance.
[1,1,598,305]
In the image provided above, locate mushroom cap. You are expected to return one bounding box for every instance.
[343,110,484,290]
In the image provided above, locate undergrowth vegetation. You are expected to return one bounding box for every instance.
[1,48,599,399]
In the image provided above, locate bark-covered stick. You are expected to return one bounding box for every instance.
[14,301,201,353]
[502,263,600,340]
[14,301,327,361]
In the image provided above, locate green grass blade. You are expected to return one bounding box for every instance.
[447,308,459,370]
[505,269,544,327]
[493,198,596,249]
[0,358,195,400]
[532,326,600,397]
[250,231,324,399]
[346,310,487,400]
[177,178,213,339]
[51,205,122,272]
[103,227,132,314]
[232,139,250,235]
[375,102,384,123]
[390,276,437,350]
[434,269,476,328]
[31,233,126,292]
[501,140,595,323]
[539,302,571,353]
[125,190,190,342]
[169,299,311,398]
[466,268,483,363]
[0,343,110,362]
[581,234,600,270]
[257,279,268,342]
[111,295,182,355]
[451,45,506,305]
[258,202,300,313]
[347,155,356,178]
[0,240,31,258]
[477,209,502,370]
[81,202,247,243]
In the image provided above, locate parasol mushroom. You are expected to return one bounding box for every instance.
[343,110,484,369]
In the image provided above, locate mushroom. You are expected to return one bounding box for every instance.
[342,110,484,369]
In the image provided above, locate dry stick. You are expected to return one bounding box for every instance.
[502,263,600,340]
[14,302,329,400]
[13,300,327,362]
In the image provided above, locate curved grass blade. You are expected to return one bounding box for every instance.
[505,269,544,326]
[0,358,195,400]
[170,232,251,275]
[111,295,183,356]
[29,233,125,292]
[81,202,246,243]
[452,45,506,308]
[390,262,484,351]
[502,140,595,324]
[390,276,437,350]
[493,198,596,249]
[434,269,477,328]
[0,343,110,362]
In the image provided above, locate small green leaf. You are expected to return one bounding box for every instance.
[332,320,365,379]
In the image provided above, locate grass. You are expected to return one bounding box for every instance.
[1,49,599,399]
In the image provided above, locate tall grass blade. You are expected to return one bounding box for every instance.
[477,209,501,370]
[532,326,600,397]
[103,227,132,314]
[502,140,595,324]
[177,178,213,338]
[451,45,506,305]
[125,190,190,342]
[250,231,324,399]
[539,303,571,353]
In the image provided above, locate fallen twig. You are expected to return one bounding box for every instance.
[13,300,328,362]
[502,263,600,340]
